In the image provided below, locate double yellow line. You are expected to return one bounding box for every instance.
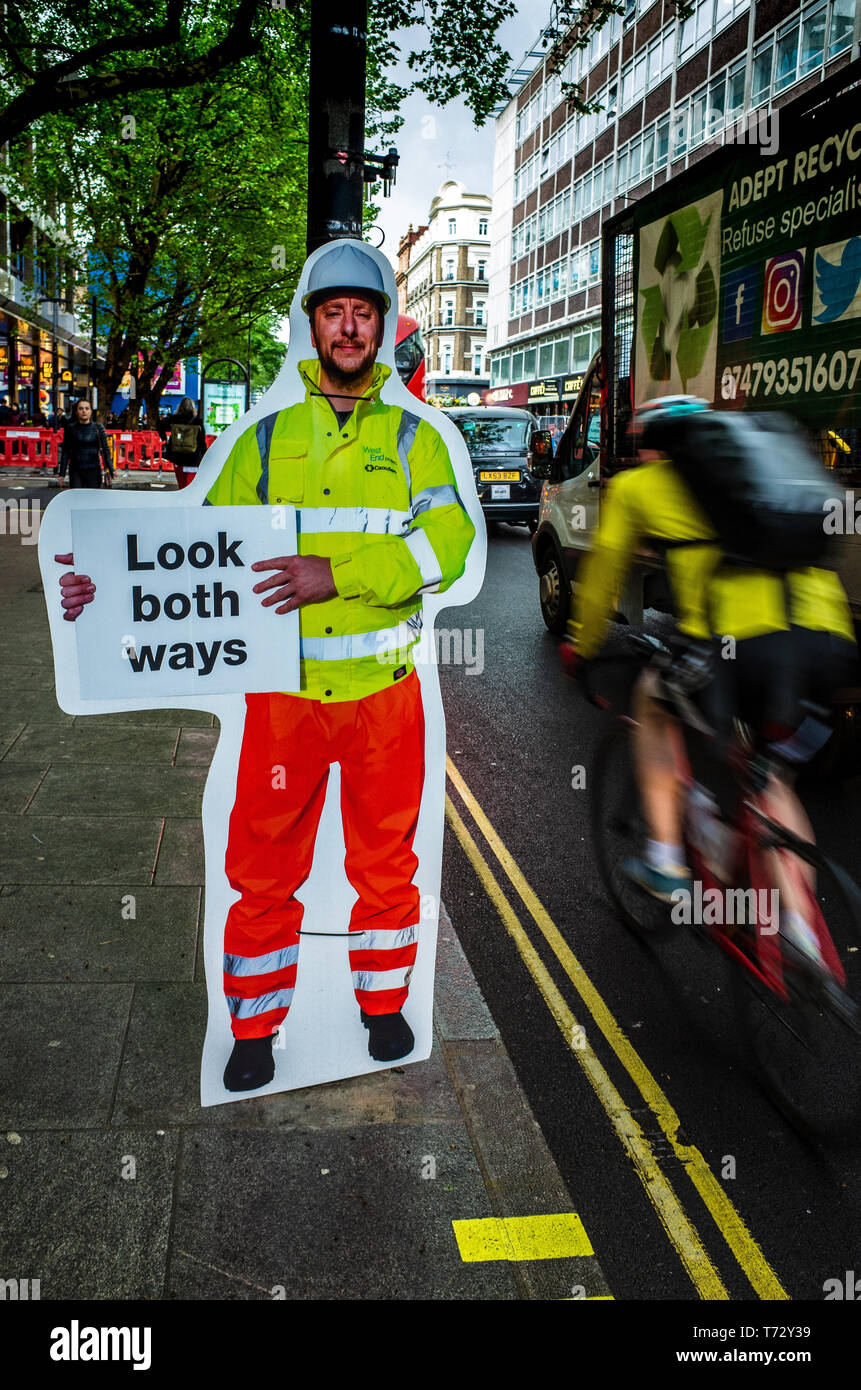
[445,755,788,1301]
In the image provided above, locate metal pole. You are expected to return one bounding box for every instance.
[246,318,252,412]
[52,299,59,416]
[90,296,98,412]
[306,0,368,255]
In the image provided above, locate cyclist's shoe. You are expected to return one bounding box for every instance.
[621,856,691,904]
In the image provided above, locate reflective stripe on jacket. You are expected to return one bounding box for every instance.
[205,358,475,700]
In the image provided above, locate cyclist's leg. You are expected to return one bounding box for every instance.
[631,667,683,846]
[624,667,691,898]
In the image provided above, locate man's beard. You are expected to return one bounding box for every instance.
[317,339,376,391]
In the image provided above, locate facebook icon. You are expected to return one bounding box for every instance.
[723,265,758,342]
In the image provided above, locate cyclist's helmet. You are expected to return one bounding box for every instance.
[634,395,709,454]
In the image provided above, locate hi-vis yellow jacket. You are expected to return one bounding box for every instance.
[205,358,475,701]
[574,457,854,660]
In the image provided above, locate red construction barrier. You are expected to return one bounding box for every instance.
[0,427,59,467]
[107,430,164,471]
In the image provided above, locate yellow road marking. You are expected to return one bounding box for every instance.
[453,1213,593,1263]
[446,759,788,1302]
[445,795,727,1300]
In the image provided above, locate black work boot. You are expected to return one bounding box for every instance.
[223,1035,276,1092]
[361,1009,415,1062]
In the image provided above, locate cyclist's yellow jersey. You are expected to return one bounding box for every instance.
[575,457,854,661]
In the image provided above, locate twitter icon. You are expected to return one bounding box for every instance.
[813,237,861,324]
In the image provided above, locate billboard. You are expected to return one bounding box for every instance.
[633,77,861,428]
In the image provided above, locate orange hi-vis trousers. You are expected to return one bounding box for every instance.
[223,673,425,1039]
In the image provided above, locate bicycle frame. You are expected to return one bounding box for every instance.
[672,714,846,1001]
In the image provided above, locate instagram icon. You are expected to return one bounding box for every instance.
[761,251,805,334]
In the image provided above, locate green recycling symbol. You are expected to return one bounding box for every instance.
[640,204,717,390]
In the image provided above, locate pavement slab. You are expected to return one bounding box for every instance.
[153,817,205,884]
[30,764,207,818]
[0,1129,177,1300]
[0,982,134,1128]
[3,723,180,764]
[0,814,163,884]
[0,884,200,982]
[167,1126,518,1301]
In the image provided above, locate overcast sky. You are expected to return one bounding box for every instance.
[374,6,547,268]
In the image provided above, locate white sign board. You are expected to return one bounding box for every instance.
[69,504,299,700]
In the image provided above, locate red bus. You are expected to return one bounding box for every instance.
[395,315,425,401]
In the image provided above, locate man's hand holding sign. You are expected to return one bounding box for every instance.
[251,555,337,613]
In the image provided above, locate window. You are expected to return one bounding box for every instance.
[448,218,456,235]
[553,339,569,374]
[751,41,773,106]
[726,59,745,124]
[445,258,455,281]
[656,117,670,169]
[829,0,854,56]
[499,356,510,385]
[523,348,537,379]
[680,0,715,58]
[672,102,688,159]
[801,3,827,72]
[571,325,596,372]
[775,18,800,92]
[512,351,524,382]
[642,128,655,178]
[539,342,554,377]
[629,139,642,188]
[475,299,486,326]
[477,260,487,281]
[479,217,488,236]
[707,72,726,138]
[689,86,708,149]
[443,346,452,375]
[473,346,483,376]
[443,298,454,326]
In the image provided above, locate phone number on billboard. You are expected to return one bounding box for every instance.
[720,350,861,401]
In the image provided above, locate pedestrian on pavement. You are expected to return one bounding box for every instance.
[7,402,23,425]
[159,395,207,489]
[56,241,477,1094]
[58,399,114,488]
[0,398,10,425]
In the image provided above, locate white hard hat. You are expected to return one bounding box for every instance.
[301,242,391,315]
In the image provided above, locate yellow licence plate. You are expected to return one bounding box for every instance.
[480,470,519,481]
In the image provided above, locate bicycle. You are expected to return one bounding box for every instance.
[585,631,861,1140]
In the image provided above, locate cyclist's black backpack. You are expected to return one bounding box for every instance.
[652,410,836,572]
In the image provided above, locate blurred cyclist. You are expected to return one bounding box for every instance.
[567,395,857,976]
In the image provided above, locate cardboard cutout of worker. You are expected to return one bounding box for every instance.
[39,241,485,1105]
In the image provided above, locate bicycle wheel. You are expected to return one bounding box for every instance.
[733,832,861,1141]
[590,720,675,937]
